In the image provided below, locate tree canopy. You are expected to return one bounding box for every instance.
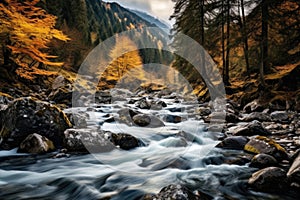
[0,0,69,80]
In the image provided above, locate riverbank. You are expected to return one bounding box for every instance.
[0,82,299,199]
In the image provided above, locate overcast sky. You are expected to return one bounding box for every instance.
[103,0,175,25]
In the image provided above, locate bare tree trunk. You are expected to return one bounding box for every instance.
[262,0,269,73]
[224,0,230,86]
[260,0,268,88]
[241,0,250,74]
[221,0,226,81]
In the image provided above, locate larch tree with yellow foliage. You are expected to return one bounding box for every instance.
[103,35,145,87]
[0,0,69,80]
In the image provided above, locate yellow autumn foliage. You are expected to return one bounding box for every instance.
[0,0,70,80]
[102,35,145,86]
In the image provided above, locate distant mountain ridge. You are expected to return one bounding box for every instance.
[44,0,164,69]
[130,9,171,30]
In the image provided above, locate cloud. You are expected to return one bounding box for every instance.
[107,0,151,11]
[149,0,174,22]
[103,0,174,24]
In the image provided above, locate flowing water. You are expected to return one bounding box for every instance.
[0,94,298,200]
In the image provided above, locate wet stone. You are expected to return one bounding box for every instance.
[249,153,278,169]
[227,120,271,136]
[0,97,72,150]
[248,167,288,192]
[287,150,300,184]
[64,129,115,152]
[270,111,290,122]
[132,114,165,128]
[244,136,288,161]
[18,133,55,154]
[216,136,249,150]
[110,133,140,150]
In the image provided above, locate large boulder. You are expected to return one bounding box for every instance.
[64,129,115,152]
[18,133,55,154]
[244,136,288,161]
[64,129,114,153]
[0,97,72,150]
[248,167,288,192]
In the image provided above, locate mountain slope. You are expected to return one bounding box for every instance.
[44,0,161,69]
[130,9,171,30]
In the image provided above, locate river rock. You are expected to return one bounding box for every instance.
[243,99,265,113]
[141,184,202,200]
[65,111,88,128]
[64,129,115,152]
[216,136,249,150]
[240,112,271,122]
[227,120,271,136]
[48,86,73,106]
[248,167,288,192]
[244,136,288,161]
[133,114,165,128]
[110,88,133,100]
[95,90,112,104]
[0,97,72,150]
[206,112,239,123]
[133,114,151,126]
[287,150,300,184]
[270,111,289,122]
[195,107,211,116]
[117,108,141,125]
[135,98,151,109]
[150,100,167,110]
[164,114,183,123]
[249,153,278,169]
[110,133,140,150]
[48,75,73,106]
[18,133,55,154]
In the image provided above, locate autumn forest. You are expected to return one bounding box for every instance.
[0,0,300,199]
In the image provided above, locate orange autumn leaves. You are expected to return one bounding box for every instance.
[0,0,69,79]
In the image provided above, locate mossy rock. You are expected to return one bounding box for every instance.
[0,97,72,150]
[244,136,288,161]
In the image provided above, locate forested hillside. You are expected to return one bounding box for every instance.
[0,0,171,96]
[171,0,300,109]
[0,0,299,108]
[1,1,300,199]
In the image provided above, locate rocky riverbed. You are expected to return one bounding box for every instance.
[0,84,299,199]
